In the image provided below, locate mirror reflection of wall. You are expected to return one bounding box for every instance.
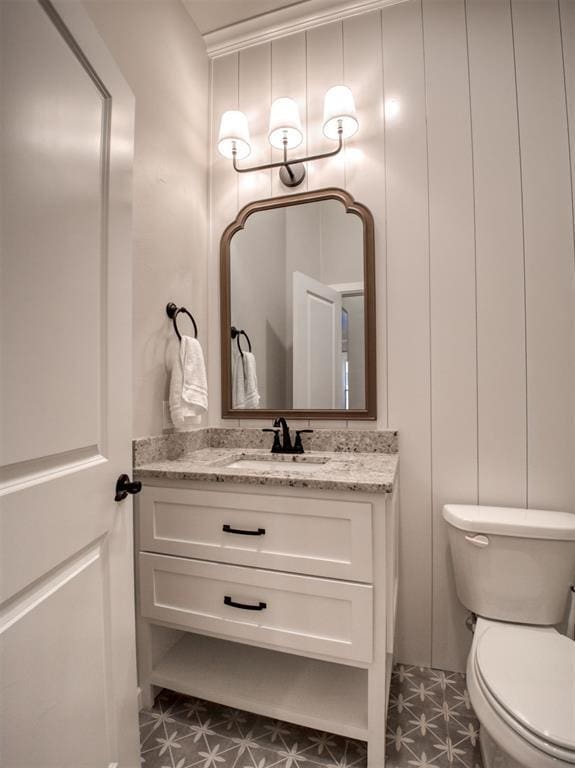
[230,199,365,411]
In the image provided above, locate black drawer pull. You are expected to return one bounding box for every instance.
[222,524,266,536]
[224,596,267,611]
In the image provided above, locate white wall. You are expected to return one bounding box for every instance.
[209,0,575,671]
[320,201,363,285]
[84,0,209,438]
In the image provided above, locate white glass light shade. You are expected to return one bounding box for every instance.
[322,85,359,140]
[268,98,303,150]
[218,110,251,159]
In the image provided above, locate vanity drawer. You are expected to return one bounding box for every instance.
[139,486,373,582]
[139,553,373,663]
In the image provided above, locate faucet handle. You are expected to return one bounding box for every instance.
[262,428,281,453]
[293,429,313,453]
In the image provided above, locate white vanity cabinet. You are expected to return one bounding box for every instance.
[135,479,398,767]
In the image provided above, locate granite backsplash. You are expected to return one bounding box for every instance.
[133,427,398,466]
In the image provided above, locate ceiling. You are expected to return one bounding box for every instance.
[183,0,313,35]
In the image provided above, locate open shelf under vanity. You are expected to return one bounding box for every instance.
[149,631,370,740]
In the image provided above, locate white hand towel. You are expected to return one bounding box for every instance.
[242,351,260,409]
[168,336,206,430]
[180,336,208,414]
[232,348,246,409]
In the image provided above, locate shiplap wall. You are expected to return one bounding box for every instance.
[208,0,575,671]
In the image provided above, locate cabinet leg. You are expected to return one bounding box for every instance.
[367,653,389,767]
[367,733,386,768]
[140,683,159,711]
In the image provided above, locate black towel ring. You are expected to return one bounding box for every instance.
[166,302,198,341]
[231,326,252,357]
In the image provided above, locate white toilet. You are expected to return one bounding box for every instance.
[443,504,575,768]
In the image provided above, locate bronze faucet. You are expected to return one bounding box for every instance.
[262,417,313,454]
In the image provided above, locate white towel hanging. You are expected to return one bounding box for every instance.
[168,335,207,429]
[242,351,260,408]
[180,336,208,414]
[232,348,246,408]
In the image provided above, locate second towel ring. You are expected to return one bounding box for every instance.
[166,302,198,341]
[231,326,252,357]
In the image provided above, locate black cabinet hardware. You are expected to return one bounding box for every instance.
[224,596,267,611]
[222,524,266,536]
[115,474,142,502]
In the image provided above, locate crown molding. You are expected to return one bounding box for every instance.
[204,0,408,58]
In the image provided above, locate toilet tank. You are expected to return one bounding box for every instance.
[443,505,575,625]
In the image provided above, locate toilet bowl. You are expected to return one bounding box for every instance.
[467,618,575,768]
[442,504,575,768]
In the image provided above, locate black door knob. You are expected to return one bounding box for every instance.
[115,474,142,502]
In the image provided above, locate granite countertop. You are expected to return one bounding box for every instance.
[134,447,398,494]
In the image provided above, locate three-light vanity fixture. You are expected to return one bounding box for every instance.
[217,85,359,187]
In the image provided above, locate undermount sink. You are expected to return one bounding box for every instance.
[224,454,330,472]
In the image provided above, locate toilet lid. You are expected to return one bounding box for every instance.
[476,625,575,752]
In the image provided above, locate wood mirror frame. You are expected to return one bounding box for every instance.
[220,187,376,420]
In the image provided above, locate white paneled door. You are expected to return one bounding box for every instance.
[293,271,343,409]
[0,1,139,766]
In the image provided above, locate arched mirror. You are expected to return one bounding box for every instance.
[220,188,376,419]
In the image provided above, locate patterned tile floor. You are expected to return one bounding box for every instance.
[139,665,483,768]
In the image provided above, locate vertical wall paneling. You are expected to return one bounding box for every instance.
[238,44,272,208]
[560,0,575,263]
[343,11,387,429]
[512,0,575,512]
[305,21,348,430]
[237,43,277,427]
[466,0,527,508]
[423,0,478,672]
[561,2,575,515]
[209,54,240,426]
[271,32,308,197]
[382,0,433,667]
[208,0,575,670]
[305,22,345,191]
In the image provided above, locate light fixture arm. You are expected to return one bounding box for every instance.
[231,127,343,181]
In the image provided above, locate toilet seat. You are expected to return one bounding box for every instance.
[474,624,575,763]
